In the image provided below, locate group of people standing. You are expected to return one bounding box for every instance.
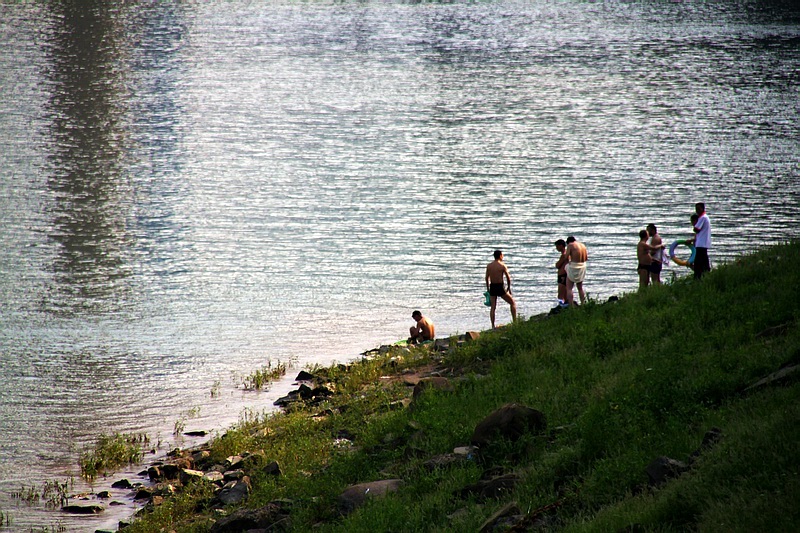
[484,236,588,330]
[409,203,712,338]
[553,237,589,308]
[637,202,712,289]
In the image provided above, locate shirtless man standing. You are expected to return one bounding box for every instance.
[565,236,588,306]
[637,229,653,289]
[485,250,517,329]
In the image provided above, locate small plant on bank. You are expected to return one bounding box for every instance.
[210,379,221,398]
[0,509,10,528]
[79,433,147,480]
[41,479,71,509]
[27,524,65,533]
[240,359,288,390]
[174,406,201,435]
[110,243,800,532]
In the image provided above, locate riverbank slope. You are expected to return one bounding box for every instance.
[122,241,800,532]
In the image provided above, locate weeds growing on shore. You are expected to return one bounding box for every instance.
[79,433,148,480]
[26,523,65,533]
[10,479,72,510]
[239,359,288,390]
[116,243,800,532]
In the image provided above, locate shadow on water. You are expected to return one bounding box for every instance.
[41,0,134,316]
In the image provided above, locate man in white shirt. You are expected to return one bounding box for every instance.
[690,202,712,279]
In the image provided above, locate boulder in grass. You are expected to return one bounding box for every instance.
[412,377,454,400]
[216,477,251,506]
[210,501,292,533]
[646,456,689,487]
[337,479,403,515]
[471,403,547,447]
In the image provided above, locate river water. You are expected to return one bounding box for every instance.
[1,1,799,530]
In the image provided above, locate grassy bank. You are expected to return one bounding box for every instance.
[123,242,799,532]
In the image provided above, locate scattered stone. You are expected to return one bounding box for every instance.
[179,468,205,484]
[96,490,111,499]
[744,364,800,393]
[337,479,403,515]
[433,338,450,352]
[478,501,521,533]
[295,370,316,382]
[147,465,162,482]
[226,455,244,469]
[402,374,422,386]
[646,456,689,487]
[423,453,465,471]
[193,449,211,464]
[274,391,302,407]
[166,447,183,457]
[111,479,133,489]
[204,471,225,484]
[471,403,547,447]
[453,445,479,458]
[209,501,292,533]
[134,487,154,501]
[62,504,104,514]
[460,473,521,500]
[412,377,454,400]
[700,427,723,449]
[216,477,251,506]
[184,430,208,437]
[224,469,246,482]
[263,460,282,477]
[161,458,193,480]
[152,484,177,498]
[241,451,268,471]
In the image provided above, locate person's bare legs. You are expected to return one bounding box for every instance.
[490,296,497,328]
[500,293,517,322]
[565,279,575,306]
[576,282,586,304]
[639,268,650,290]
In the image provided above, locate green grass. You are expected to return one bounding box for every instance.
[79,433,147,480]
[122,241,800,532]
[240,359,289,390]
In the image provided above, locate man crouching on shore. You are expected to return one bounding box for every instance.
[409,310,435,344]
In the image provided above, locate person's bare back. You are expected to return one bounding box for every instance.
[485,260,509,286]
[567,241,588,263]
[484,250,516,328]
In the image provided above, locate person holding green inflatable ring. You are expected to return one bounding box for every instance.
[668,239,696,268]
[687,202,712,279]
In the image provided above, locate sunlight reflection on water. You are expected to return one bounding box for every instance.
[1,1,799,529]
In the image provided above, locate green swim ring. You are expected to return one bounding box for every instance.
[669,239,696,267]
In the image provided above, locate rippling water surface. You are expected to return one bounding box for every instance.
[1,1,799,529]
